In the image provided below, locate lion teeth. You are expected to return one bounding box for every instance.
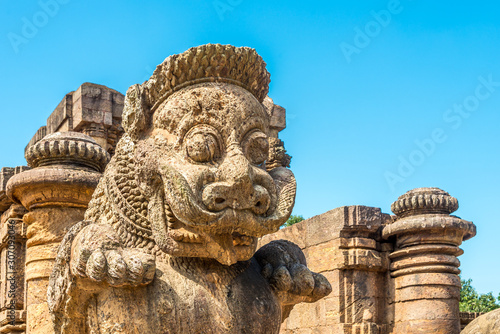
[170,229,203,243]
[232,234,253,246]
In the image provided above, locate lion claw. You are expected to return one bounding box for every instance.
[255,239,332,304]
[70,224,156,287]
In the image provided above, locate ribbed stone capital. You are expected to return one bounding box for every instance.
[383,187,476,247]
[390,187,458,218]
[25,131,109,172]
[6,132,108,210]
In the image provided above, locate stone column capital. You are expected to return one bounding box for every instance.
[382,187,476,247]
[6,132,109,210]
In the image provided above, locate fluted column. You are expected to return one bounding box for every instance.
[382,188,476,334]
[6,132,109,334]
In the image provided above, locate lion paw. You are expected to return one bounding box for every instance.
[70,224,155,286]
[255,239,332,305]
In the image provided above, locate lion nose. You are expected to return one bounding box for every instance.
[202,153,270,215]
[203,183,270,214]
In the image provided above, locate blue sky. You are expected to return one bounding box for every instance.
[1,1,499,295]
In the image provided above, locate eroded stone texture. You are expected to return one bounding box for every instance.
[263,96,286,138]
[1,44,477,334]
[259,206,394,334]
[0,167,29,334]
[258,188,477,334]
[48,44,331,334]
[26,83,125,155]
[6,132,109,334]
[382,187,476,334]
[0,168,15,214]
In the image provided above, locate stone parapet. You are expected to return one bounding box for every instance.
[459,312,484,330]
[461,309,499,333]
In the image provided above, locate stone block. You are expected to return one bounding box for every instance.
[0,168,14,213]
[259,217,309,249]
[46,94,72,134]
[25,126,47,154]
[72,83,113,129]
[285,299,327,329]
[393,319,460,334]
[112,92,125,118]
[305,206,384,247]
[303,239,342,273]
[394,272,460,290]
[394,299,457,322]
[311,325,336,334]
[0,309,26,326]
[305,243,385,273]
[396,284,460,301]
[270,104,286,132]
[25,83,125,154]
[260,206,386,251]
[263,96,286,137]
[0,219,26,311]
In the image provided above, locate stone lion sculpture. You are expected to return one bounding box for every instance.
[48,44,331,333]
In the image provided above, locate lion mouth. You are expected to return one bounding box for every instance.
[163,209,257,265]
[158,164,296,236]
[169,228,204,243]
[231,232,254,246]
[149,164,295,265]
[169,230,253,247]
[167,214,254,247]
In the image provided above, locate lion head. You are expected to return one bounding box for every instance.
[93,44,296,265]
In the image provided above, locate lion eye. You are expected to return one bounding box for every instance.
[185,130,220,163]
[243,131,269,166]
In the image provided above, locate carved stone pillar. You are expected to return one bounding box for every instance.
[6,132,109,334]
[382,188,476,334]
[0,167,29,334]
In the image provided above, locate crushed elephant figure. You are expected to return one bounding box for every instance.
[47,44,332,333]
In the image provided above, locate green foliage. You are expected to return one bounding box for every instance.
[282,215,305,228]
[460,278,500,313]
